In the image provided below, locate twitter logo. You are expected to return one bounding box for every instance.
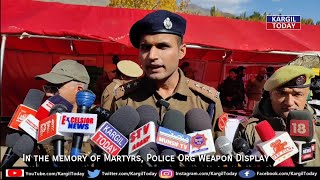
[87,169,101,178]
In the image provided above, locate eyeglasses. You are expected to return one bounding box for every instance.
[42,83,65,94]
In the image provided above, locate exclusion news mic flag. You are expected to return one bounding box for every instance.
[128,121,157,155]
[255,120,298,166]
[90,121,128,156]
[8,89,45,130]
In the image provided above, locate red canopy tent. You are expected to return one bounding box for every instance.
[1,0,320,116]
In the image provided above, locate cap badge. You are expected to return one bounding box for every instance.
[163,17,172,30]
[296,75,306,86]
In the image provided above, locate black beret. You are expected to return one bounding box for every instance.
[129,10,186,49]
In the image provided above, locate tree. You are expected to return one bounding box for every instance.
[109,0,192,13]
[301,18,314,25]
[316,21,320,25]
[109,0,177,11]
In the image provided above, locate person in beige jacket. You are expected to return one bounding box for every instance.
[101,60,143,110]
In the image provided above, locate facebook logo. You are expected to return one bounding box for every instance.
[238,169,255,178]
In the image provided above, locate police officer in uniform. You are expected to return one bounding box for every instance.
[111,10,225,139]
[239,65,320,167]
[102,60,143,110]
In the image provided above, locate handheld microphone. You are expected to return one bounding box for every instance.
[156,110,190,154]
[35,95,73,121]
[139,143,159,167]
[129,105,159,155]
[8,89,45,130]
[287,110,316,164]
[49,104,68,156]
[215,136,233,156]
[1,134,35,168]
[255,120,297,167]
[287,110,314,142]
[90,106,140,156]
[1,133,21,165]
[185,108,216,156]
[70,90,96,156]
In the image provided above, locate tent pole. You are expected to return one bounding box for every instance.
[1,34,7,117]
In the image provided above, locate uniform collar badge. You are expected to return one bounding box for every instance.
[163,17,172,30]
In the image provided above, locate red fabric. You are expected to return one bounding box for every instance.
[1,0,320,52]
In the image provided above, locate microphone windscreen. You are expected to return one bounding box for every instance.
[136,105,159,128]
[162,110,185,133]
[139,143,159,158]
[6,133,21,148]
[12,134,35,157]
[23,89,45,110]
[287,110,314,142]
[232,137,250,155]
[50,104,68,115]
[185,108,211,133]
[109,105,140,136]
[255,120,276,142]
[160,149,177,156]
[215,136,233,155]
[49,95,73,112]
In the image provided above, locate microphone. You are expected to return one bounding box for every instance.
[287,110,314,142]
[49,104,68,156]
[287,110,316,164]
[139,143,159,167]
[215,136,233,156]
[1,133,21,164]
[185,108,216,156]
[132,105,159,166]
[129,105,159,155]
[35,95,73,121]
[70,90,96,156]
[8,89,45,130]
[156,110,190,154]
[1,134,35,168]
[255,120,298,167]
[136,105,159,128]
[90,106,140,156]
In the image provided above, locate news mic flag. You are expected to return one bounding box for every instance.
[8,89,45,130]
[255,120,297,167]
[35,95,73,121]
[287,110,314,142]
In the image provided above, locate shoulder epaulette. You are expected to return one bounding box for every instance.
[114,78,141,100]
[186,78,220,102]
[240,117,259,128]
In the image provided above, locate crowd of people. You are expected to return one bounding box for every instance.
[7,9,319,168]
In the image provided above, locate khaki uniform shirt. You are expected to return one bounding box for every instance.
[101,79,126,111]
[112,69,224,139]
[240,98,320,167]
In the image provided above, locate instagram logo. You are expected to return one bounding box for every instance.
[159,169,174,179]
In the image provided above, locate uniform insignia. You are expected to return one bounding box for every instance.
[186,78,219,103]
[190,133,207,149]
[114,79,141,100]
[218,113,228,131]
[296,75,306,86]
[163,17,172,30]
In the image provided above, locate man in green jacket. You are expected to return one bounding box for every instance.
[239,65,319,167]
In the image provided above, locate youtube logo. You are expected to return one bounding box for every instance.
[6,169,24,177]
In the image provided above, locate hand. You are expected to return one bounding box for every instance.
[226,97,232,101]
